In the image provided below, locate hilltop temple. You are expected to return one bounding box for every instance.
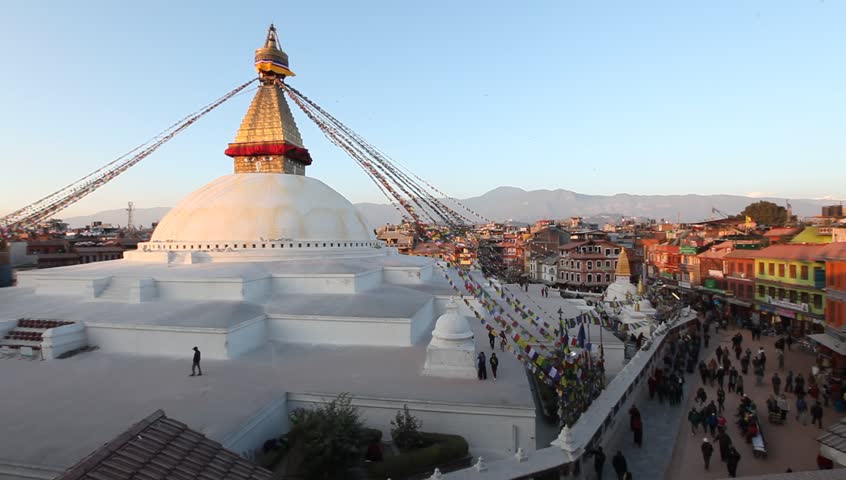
[0,26,543,477]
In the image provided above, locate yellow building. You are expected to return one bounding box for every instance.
[753,244,827,335]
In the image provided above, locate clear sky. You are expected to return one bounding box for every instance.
[1,1,844,218]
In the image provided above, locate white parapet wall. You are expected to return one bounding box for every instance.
[268,315,415,347]
[41,323,88,360]
[225,316,268,358]
[222,395,288,460]
[287,392,536,457]
[84,323,230,359]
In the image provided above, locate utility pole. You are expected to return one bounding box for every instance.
[126,202,135,233]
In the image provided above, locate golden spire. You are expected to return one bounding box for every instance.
[224,25,311,174]
[615,248,631,278]
[637,278,645,295]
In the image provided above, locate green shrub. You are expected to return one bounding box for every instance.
[285,393,365,479]
[391,404,424,451]
[366,432,469,480]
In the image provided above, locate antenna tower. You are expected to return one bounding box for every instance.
[126,201,135,232]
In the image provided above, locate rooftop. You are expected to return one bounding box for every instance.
[57,410,271,480]
[755,243,828,262]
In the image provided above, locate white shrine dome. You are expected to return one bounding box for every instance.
[432,302,474,341]
[150,174,376,245]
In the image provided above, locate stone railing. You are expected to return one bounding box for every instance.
[438,307,698,480]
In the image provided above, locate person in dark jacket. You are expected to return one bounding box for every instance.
[701,437,714,470]
[477,352,487,380]
[190,346,202,376]
[489,353,499,380]
[726,445,741,477]
[488,330,496,349]
[590,446,606,479]
[612,451,627,480]
[811,401,824,428]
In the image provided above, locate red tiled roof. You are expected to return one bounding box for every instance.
[755,244,827,261]
[819,242,846,261]
[764,227,800,238]
[56,410,271,480]
[724,249,761,259]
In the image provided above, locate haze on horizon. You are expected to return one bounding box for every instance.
[1,0,844,218]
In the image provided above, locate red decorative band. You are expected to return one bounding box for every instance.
[224,142,313,165]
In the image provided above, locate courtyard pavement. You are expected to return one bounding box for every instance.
[664,325,842,479]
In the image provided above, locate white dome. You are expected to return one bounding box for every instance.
[432,302,473,341]
[150,174,375,244]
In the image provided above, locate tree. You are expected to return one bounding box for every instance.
[390,404,424,450]
[285,393,365,479]
[741,201,788,226]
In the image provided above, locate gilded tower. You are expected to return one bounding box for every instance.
[224,25,312,175]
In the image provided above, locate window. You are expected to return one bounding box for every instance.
[587,261,593,270]
[777,288,785,299]
[605,248,611,256]
[768,263,775,276]
[746,263,753,277]
[789,290,798,303]
[778,264,785,278]
[768,286,776,298]
[758,262,764,275]
[587,274,593,283]
[614,248,620,255]
[605,260,611,268]
[605,273,611,282]
[814,294,822,310]
[801,292,809,304]
[789,265,797,279]
[576,274,581,283]
[801,265,809,280]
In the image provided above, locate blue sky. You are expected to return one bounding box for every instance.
[1,1,844,217]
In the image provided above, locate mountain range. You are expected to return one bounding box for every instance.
[60,187,841,229]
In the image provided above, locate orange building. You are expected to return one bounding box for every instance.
[820,242,846,329]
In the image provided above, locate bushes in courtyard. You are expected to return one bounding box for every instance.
[366,432,469,479]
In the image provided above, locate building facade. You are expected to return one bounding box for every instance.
[557,240,624,291]
[754,244,827,335]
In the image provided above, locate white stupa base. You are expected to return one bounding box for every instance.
[422,344,478,379]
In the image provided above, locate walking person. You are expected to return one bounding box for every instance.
[785,370,794,393]
[796,396,808,425]
[488,330,496,350]
[726,445,741,477]
[688,407,701,435]
[612,451,627,480]
[772,372,782,396]
[499,331,507,352]
[489,352,499,380]
[629,405,643,446]
[717,386,726,413]
[811,401,823,428]
[190,346,202,376]
[701,437,714,471]
[477,352,487,380]
[590,446,606,480]
[735,374,744,397]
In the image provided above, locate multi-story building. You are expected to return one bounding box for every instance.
[723,249,757,303]
[753,244,827,335]
[557,239,624,291]
[647,243,681,282]
[540,254,560,284]
[816,242,846,377]
[376,229,415,254]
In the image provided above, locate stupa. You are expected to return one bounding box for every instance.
[0,27,538,473]
[423,299,477,379]
[603,249,637,302]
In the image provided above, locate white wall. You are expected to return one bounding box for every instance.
[155,279,244,301]
[272,275,359,294]
[267,315,413,346]
[41,323,88,360]
[287,393,536,457]
[226,316,268,358]
[85,323,229,359]
[409,298,435,345]
[223,395,288,460]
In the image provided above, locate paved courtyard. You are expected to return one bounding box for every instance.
[665,325,840,479]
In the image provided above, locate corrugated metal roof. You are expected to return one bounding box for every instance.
[55,410,271,480]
